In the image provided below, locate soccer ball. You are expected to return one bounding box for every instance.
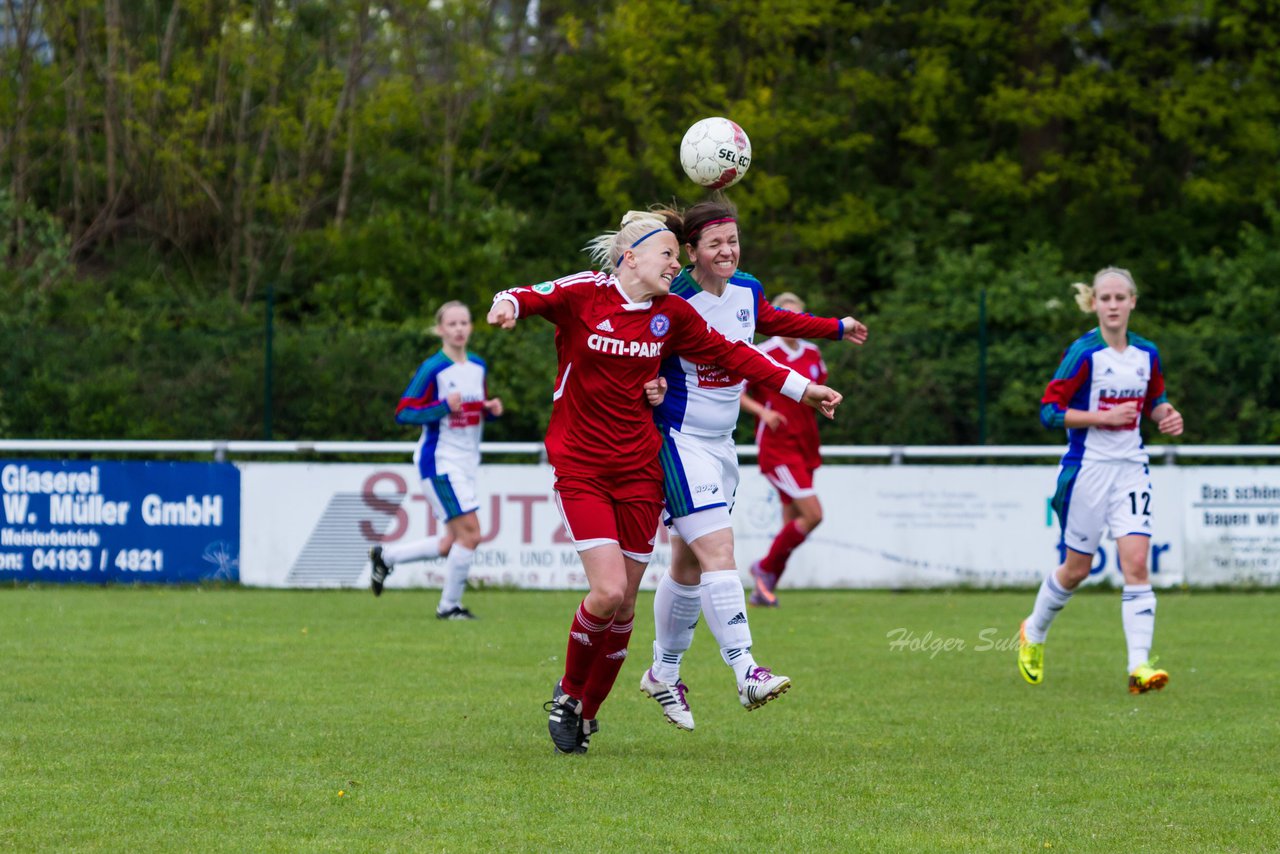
[679,117,752,189]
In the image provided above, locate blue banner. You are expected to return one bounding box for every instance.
[0,459,240,584]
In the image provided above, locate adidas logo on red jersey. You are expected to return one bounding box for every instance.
[595,318,615,332]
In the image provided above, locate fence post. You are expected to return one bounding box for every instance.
[978,288,988,444]
[264,282,275,440]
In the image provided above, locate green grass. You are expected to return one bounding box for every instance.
[2,588,1278,852]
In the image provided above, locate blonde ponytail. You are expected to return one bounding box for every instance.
[1071,282,1094,313]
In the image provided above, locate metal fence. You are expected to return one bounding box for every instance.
[2,439,1278,464]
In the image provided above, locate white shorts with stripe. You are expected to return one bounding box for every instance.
[414,445,480,522]
[1053,460,1153,554]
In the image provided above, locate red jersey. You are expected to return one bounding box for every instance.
[496,272,809,478]
[746,337,828,471]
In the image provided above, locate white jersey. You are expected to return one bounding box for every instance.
[395,351,490,477]
[1040,329,1168,466]
[654,268,840,438]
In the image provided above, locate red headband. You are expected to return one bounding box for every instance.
[686,217,737,241]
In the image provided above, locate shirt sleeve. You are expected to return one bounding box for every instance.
[493,271,597,325]
[755,289,843,340]
[667,300,809,401]
[1039,348,1091,430]
[1143,347,1169,416]
[395,360,449,425]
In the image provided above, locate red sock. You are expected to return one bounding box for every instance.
[580,616,633,719]
[761,520,808,577]
[561,602,613,699]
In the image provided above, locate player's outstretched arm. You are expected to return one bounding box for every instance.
[801,383,843,420]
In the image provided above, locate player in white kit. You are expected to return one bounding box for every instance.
[1018,268,1184,692]
[369,301,502,619]
[640,199,868,731]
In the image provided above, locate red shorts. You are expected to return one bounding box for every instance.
[553,472,663,561]
[761,462,817,506]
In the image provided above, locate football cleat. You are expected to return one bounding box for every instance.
[738,665,791,710]
[436,606,477,620]
[1129,658,1169,694]
[1017,619,1044,685]
[749,561,779,607]
[369,546,392,597]
[544,681,585,754]
[639,668,694,731]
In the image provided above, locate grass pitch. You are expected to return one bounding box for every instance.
[2,587,1278,852]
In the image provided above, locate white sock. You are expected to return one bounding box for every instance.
[1025,571,1073,643]
[438,544,474,612]
[380,536,443,566]
[652,573,702,682]
[699,570,756,684]
[1121,584,1156,672]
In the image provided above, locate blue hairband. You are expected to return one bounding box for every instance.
[616,227,670,266]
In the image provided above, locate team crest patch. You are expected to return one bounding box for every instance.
[737,308,750,322]
[649,313,670,337]
[533,282,555,294]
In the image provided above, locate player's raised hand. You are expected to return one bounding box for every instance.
[484,397,504,417]
[644,376,667,407]
[840,316,869,345]
[487,301,517,329]
[801,383,843,420]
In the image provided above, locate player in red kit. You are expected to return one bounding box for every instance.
[487,211,844,754]
[741,292,834,607]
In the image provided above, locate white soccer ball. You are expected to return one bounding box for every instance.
[679,117,752,189]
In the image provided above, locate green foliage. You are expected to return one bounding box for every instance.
[2,1,1279,443]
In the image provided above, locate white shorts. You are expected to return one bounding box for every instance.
[1053,460,1153,554]
[412,447,479,522]
[658,429,738,526]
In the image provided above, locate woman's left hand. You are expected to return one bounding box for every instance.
[1155,405,1183,436]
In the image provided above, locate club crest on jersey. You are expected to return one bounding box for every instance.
[533,282,555,294]
[649,314,670,337]
[737,308,750,322]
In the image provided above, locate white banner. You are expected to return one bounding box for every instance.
[1180,467,1280,586]
[235,461,1280,589]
